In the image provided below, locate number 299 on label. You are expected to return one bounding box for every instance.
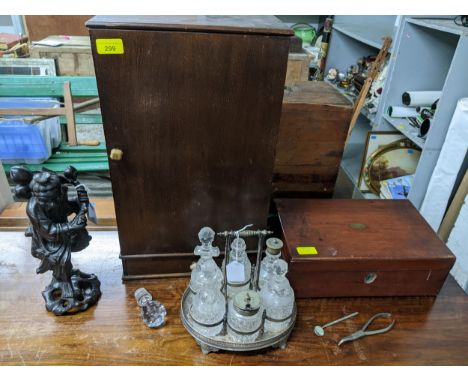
[96,39,124,55]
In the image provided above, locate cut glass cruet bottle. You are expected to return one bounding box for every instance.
[189,283,226,337]
[225,237,252,297]
[227,290,264,342]
[189,226,223,293]
[259,237,283,289]
[134,287,167,328]
[260,259,295,332]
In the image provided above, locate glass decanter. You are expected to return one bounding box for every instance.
[259,237,283,290]
[189,226,223,293]
[260,259,295,333]
[134,288,167,328]
[225,237,252,298]
[189,281,226,337]
[227,290,264,343]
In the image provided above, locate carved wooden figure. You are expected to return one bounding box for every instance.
[10,165,101,315]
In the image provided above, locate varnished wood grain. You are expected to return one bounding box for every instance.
[274,82,353,196]
[25,16,92,41]
[285,52,312,86]
[88,20,290,277]
[276,199,455,298]
[86,15,292,36]
[0,231,467,365]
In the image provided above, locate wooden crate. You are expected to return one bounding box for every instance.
[284,51,313,86]
[30,36,95,76]
[276,199,455,298]
[273,81,353,196]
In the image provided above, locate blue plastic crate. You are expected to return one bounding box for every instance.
[0,97,62,164]
[0,120,50,164]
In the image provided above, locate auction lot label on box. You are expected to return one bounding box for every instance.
[296,246,318,256]
[96,39,124,54]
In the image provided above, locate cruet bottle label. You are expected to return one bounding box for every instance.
[227,261,245,282]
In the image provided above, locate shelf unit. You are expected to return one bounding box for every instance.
[331,16,468,209]
[376,16,468,209]
[325,16,397,127]
[383,115,425,148]
[332,21,396,52]
[334,113,376,200]
[326,16,399,200]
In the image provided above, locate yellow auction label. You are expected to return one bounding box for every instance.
[96,39,124,54]
[296,246,318,256]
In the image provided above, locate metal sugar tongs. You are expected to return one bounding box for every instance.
[337,312,395,346]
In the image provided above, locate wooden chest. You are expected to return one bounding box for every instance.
[275,199,455,298]
[284,51,313,86]
[30,36,95,76]
[87,16,292,279]
[273,82,352,197]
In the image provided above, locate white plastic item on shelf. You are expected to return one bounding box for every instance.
[402,91,442,107]
[420,98,468,231]
[387,106,419,118]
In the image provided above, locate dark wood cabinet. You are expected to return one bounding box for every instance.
[86,16,291,279]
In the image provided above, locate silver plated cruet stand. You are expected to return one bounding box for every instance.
[180,226,297,354]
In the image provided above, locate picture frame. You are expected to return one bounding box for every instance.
[363,139,421,195]
[358,131,407,193]
[0,58,56,76]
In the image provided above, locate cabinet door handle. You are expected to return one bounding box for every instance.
[110,148,123,161]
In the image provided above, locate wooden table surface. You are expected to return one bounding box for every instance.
[1,231,467,365]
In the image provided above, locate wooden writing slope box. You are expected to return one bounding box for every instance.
[274,82,353,197]
[86,16,292,279]
[275,199,455,298]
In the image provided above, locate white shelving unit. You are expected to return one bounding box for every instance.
[325,16,399,128]
[382,115,425,149]
[376,16,468,209]
[326,16,399,199]
[330,16,468,209]
[332,21,396,52]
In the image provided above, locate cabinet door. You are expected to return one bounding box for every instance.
[89,29,289,255]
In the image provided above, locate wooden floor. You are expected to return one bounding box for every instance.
[1,231,467,365]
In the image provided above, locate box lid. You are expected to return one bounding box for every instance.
[275,199,455,271]
[283,82,353,107]
[86,15,293,36]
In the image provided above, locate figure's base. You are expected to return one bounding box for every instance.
[42,269,101,315]
[180,288,296,354]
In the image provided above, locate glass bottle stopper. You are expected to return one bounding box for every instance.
[195,226,219,257]
[231,237,246,260]
[135,287,152,306]
[134,287,167,328]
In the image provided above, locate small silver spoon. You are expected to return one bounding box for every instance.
[314,312,359,336]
